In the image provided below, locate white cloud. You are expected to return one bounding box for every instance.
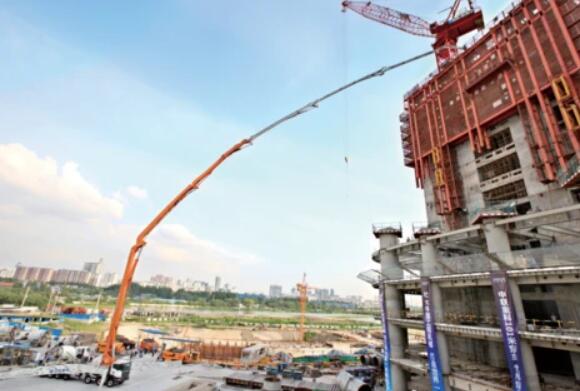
[0,143,260,283]
[0,143,123,221]
[126,185,148,200]
[148,224,260,267]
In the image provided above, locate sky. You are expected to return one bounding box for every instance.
[0,0,508,297]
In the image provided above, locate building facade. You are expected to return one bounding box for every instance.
[373,1,580,390]
[400,0,580,232]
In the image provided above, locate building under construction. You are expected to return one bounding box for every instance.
[373,0,580,390]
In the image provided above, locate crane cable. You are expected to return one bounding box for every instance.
[341,10,351,199]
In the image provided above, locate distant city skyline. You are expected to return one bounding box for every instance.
[6,260,119,287]
[0,1,509,298]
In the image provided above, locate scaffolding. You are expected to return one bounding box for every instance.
[400,0,580,228]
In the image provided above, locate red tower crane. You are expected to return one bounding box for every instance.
[342,0,484,67]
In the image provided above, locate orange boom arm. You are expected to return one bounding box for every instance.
[101,139,250,366]
[100,50,432,367]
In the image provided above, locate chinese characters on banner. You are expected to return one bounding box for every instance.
[420,278,446,391]
[491,271,528,391]
[379,284,393,391]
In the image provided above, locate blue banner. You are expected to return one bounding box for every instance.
[378,284,393,391]
[491,271,528,391]
[420,278,446,391]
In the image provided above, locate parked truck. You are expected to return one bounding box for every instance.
[0,357,131,388]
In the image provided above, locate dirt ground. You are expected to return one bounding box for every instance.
[118,323,299,343]
[117,322,383,356]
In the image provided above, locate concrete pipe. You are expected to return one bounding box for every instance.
[337,371,372,391]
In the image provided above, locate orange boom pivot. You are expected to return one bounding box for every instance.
[100,50,432,367]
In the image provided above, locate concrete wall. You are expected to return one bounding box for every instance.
[508,115,575,213]
[456,140,484,216]
[520,284,580,382]
[422,175,444,229]
[442,287,506,368]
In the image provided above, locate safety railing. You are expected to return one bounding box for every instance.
[432,243,580,277]
[372,222,402,237]
[467,201,517,223]
[495,244,580,270]
[412,221,442,237]
[379,243,580,284]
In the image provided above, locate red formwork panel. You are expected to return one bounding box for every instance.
[400,0,580,225]
[439,81,467,140]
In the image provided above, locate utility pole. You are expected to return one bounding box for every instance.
[20,286,30,308]
[45,290,54,313]
[95,291,102,316]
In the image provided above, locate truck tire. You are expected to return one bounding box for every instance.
[105,377,116,388]
[84,374,92,384]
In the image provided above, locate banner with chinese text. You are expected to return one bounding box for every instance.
[379,284,393,391]
[420,278,446,391]
[491,271,528,391]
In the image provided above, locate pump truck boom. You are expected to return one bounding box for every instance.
[101,50,432,369]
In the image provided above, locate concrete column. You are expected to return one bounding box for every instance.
[378,233,403,281]
[482,222,542,391]
[570,352,580,384]
[421,240,452,390]
[377,232,406,391]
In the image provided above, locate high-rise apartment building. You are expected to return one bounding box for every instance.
[269,284,283,298]
[83,259,104,275]
[14,265,54,283]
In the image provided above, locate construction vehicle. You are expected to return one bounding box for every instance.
[342,0,484,68]
[98,334,135,355]
[99,51,433,377]
[117,335,136,350]
[60,306,87,314]
[240,344,269,366]
[0,359,130,387]
[139,337,159,353]
[161,346,200,364]
[79,359,131,387]
[97,340,125,355]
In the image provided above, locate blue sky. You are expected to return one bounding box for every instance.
[0,1,507,296]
